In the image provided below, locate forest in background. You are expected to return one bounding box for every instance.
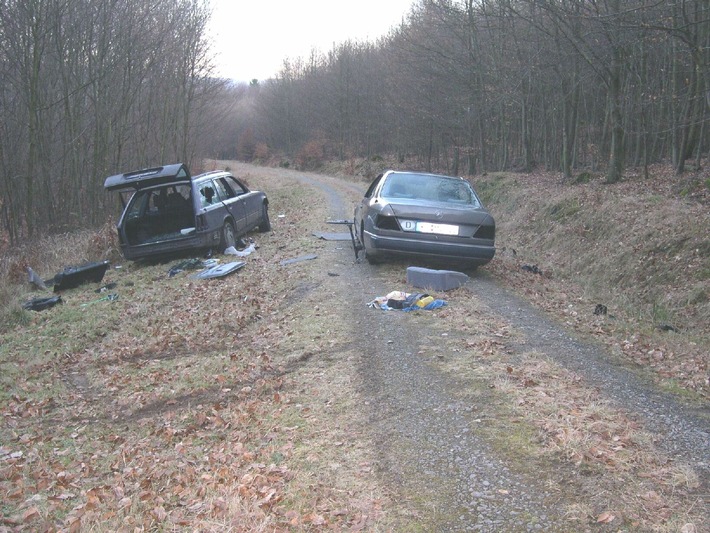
[1,0,709,245]
[0,0,217,242]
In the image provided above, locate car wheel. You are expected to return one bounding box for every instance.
[221,221,236,251]
[258,203,271,232]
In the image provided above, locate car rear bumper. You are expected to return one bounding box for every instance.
[120,229,220,260]
[365,230,495,265]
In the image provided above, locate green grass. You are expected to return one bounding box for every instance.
[547,197,581,222]
[473,173,515,204]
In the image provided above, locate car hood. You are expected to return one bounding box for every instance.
[104,163,191,191]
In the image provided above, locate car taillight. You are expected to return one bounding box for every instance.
[196,214,207,231]
[474,225,495,240]
[375,214,400,230]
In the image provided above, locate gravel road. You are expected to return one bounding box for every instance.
[241,164,710,531]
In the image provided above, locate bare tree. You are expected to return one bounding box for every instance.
[0,0,214,242]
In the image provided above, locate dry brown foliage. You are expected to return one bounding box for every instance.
[476,166,709,399]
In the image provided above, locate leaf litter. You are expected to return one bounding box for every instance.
[1,161,708,532]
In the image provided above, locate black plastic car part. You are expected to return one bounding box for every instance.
[53,261,110,292]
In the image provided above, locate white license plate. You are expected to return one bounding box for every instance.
[400,219,459,235]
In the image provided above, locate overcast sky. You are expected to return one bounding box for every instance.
[208,0,416,82]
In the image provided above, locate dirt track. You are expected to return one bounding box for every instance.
[232,162,710,532]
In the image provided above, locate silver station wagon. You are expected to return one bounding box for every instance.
[104,163,270,260]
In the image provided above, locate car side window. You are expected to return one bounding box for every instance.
[214,177,237,200]
[225,176,248,196]
[199,181,220,207]
[364,175,383,198]
[127,191,150,218]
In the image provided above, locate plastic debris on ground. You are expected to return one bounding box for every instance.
[521,264,543,275]
[168,258,209,277]
[27,267,47,290]
[224,243,256,256]
[192,261,246,279]
[280,254,318,266]
[594,304,607,315]
[52,261,110,292]
[367,290,447,311]
[406,266,469,291]
[312,231,351,241]
[81,293,119,307]
[95,282,117,293]
[22,296,63,312]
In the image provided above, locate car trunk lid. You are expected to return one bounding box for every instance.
[384,200,493,239]
[104,163,191,192]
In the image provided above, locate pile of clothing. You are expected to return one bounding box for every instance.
[367,291,447,311]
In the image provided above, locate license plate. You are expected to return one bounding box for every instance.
[400,219,459,235]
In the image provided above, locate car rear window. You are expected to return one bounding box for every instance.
[382,174,480,207]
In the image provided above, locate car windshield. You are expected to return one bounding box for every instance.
[381,173,480,207]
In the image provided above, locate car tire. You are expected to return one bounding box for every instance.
[221,221,237,251]
[258,203,271,232]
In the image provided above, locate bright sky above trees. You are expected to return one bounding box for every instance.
[209,0,415,81]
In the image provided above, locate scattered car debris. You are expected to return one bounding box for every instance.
[27,267,48,290]
[168,258,206,277]
[52,261,110,292]
[313,231,351,241]
[327,272,340,277]
[192,261,246,279]
[367,290,447,311]
[95,283,117,293]
[521,264,543,275]
[594,304,608,315]
[225,243,256,256]
[22,295,63,311]
[326,220,361,260]
[657,323,680,333]
[279,254,318,266]
[81,293,119,307]
[406,266,469,291]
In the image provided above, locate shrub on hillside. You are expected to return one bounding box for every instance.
[237,128,256,161]
[254,143,269,161]
[296,139,326,170]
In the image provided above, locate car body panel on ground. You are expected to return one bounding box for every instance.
[354,170,495,267]
[105,163,270,260]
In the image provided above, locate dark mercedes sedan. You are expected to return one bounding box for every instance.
[354,170,495,267]
[105,163,270,260]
